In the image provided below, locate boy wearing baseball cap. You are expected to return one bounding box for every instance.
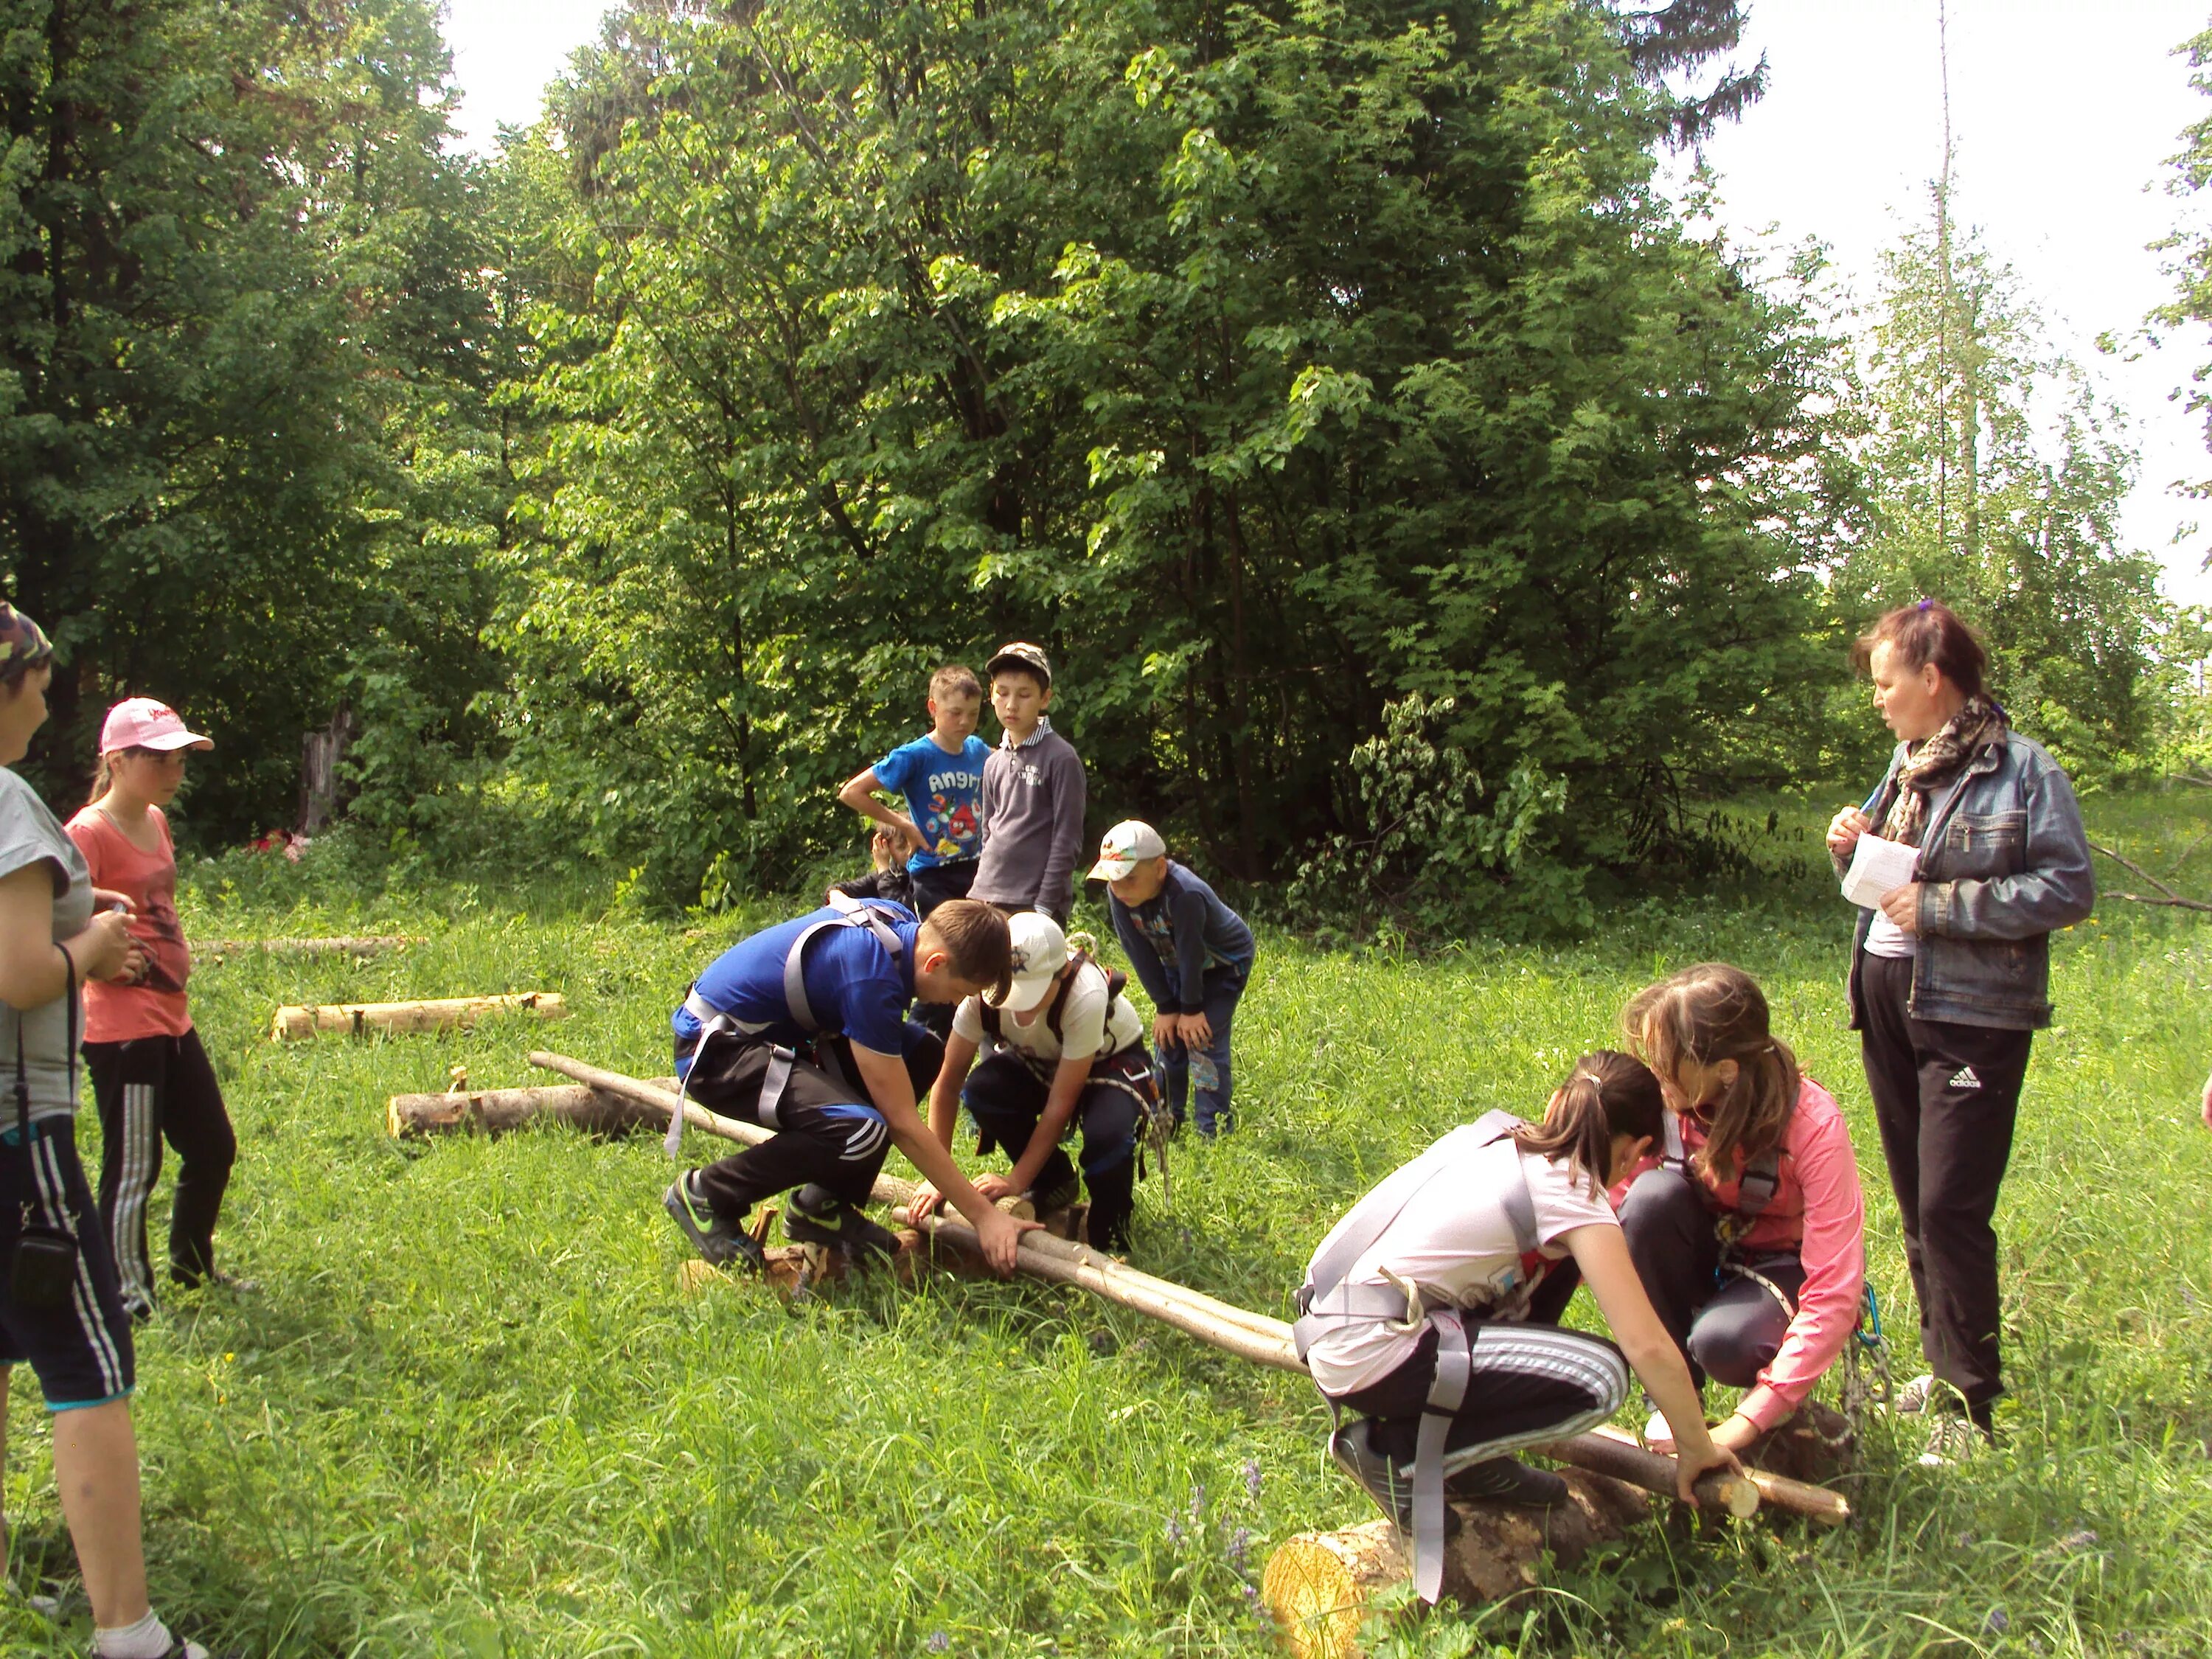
[1093,821,1255,1138]
[907,912,1154,1251]
[969,643,1087,926]
[66,698,250,1319]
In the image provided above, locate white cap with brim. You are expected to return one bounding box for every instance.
[984,911,1069,1012]
[1088,818,1166,882]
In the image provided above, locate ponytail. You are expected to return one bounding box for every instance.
[86,745,158,810]
[1514,1049,1666,1194]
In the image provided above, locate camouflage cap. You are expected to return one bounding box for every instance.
[0,602,52,684]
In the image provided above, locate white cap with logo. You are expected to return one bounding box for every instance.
[1088,819,1166,883]
[984,911,1070,1013]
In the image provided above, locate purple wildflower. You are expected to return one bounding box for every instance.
[1164,1516,1186,1548]
[1243,1458,1263,1499]
[1985,1607,2010,1636]
[926,1634,950,1655]
[1227,1526,1251,1571]
[1189,1483,1205,1526]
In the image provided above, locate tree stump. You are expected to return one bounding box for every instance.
[1748,1402,1856,1487]
[1263,1470,1651,1659]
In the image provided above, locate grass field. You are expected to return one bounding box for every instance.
[4,788,2209,1658]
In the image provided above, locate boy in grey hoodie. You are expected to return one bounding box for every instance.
[970,642,1088,927]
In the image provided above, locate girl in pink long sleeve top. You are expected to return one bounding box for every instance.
[1614,962,1866,1454]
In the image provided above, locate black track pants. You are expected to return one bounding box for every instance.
[681,1023,942,1220]
[960,1050,1141,1250]
[1618,1167,1804,1393]
[1857,952,2031,1411]
[85,1029,237,1310]
[1329,1317,1631,1467]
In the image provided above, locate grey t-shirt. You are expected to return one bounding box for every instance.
[0,768,91,1124]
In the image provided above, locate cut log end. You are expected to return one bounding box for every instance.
[1263,1471,1649,1659]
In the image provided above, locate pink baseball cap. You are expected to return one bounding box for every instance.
[100,698,212,754]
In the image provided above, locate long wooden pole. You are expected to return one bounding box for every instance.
[526,1052,1834,1523]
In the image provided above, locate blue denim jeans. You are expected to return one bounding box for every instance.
[1158,964,1246,1137]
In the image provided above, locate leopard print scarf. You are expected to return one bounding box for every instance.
[1879,695,2008,847]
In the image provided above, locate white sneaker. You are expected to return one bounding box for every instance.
[1890,1374,1936,1415]
[1643,1409,1677,1454]
[1916,1412,1987,1468]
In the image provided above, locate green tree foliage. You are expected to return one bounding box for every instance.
[502,0,1838,919]
[0,0,501,841]
[1835,201,2170,782]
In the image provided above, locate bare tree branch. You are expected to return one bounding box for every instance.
[2090,841,2212,913]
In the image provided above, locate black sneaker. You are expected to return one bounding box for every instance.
[784,1183,900,1261]
[663,1174,765,1270]
[170,1264,260,1295]
[1034,1175,1082,1216]
[1446,1455,1569,1507]
[1327,1419,1413,1531]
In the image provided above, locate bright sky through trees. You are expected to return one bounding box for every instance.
[441,0,2212,605]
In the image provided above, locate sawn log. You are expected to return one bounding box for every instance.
[273,992,568,1041]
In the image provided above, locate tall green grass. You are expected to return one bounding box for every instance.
[1,790,2206,1656]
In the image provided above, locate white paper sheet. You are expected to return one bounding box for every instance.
[1841,833,1919,909]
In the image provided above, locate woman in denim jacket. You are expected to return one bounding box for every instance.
[1826,601,2093,1466]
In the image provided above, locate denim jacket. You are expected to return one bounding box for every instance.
[1840,731,2095,1031]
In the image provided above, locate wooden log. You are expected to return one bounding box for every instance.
[273,992,568,1041]
[529,1051,1295,1343]
[198,934,424,960]
[1264,1472,1652,1659]
[385,1080,672,1139]
[522,1052,1829,1528]
[1583,1425,1848,1527]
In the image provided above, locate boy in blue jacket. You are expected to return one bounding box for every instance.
[1093,821,1255,1138]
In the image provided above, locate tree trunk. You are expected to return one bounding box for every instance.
[386,1079,672,1139]
[271,992,568,1040]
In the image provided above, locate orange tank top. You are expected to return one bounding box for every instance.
[63,804,193,1043]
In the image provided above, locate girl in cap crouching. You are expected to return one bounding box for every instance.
[66,698,250,1321]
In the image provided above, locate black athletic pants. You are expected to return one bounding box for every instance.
[1857,952,2031,1416]
[84,1029,237,1312]
[1618,1167,1804,1402]
[960,1050,1141,1250]
[680,1023,942,1220]
[1328,1278,1630,1467]
[905,860,977,1036]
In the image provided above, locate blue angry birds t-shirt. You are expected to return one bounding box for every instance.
[873,734,991,871]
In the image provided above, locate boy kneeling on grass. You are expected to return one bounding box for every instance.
[906,913,1155,1253]
[663,896,1037,1276]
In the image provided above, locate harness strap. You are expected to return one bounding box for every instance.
[1411,1308,1471,1604]
[784,898,906,1034]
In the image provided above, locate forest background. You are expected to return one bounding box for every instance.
[7,0,2212,933]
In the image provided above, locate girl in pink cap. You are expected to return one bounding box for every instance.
[66,698,248,1321]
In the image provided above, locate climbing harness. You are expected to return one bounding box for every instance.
[1293,1113,1543,1603]
[1837,1280,1896,1433]
[666,893,909,1157]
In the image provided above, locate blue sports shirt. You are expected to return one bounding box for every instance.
[872,734,990,871]
[673,902,921,1066]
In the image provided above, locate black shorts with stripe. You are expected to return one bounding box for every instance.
[0,1119,135,1409]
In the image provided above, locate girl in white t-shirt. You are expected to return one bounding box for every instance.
[908,913,1154,1250]
[1303,1052,1738,1543]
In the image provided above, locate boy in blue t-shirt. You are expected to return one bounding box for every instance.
[663,896,1036,1276]
[837,665,990,919]
[1093,821,1256,1138]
